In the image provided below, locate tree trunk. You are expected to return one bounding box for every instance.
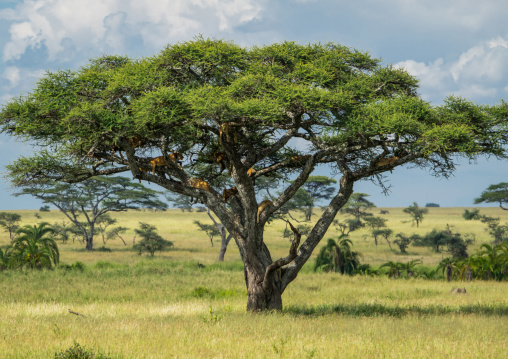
[218,233,233,262]
[85,236,93,251]
[244,263,282,311]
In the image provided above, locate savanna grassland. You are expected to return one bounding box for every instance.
[1,207,507,358]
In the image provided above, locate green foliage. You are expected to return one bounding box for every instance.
[194,220,219,246]
[379,259,423,278]
[40,205,51,212]
[58,261,86,272]
[11,222,59,269]
[452,243,508,281]
[479,215,508,243]
[393,233,418,253]
[314,236,362,274]
[283,176,337,221]
[13,177,167,251]
[0,212,22,241]
[372,228,393,249]
[402,202,428,227]
[413,228,474,257]
[474,182,508,210]
[341,193,375,220]
[106,226,129,245]
[54,342,110,359]
[133,222,173,257]
[463,208,481,220]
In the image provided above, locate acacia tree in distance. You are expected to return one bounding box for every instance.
[283,176,337,221]
[474,183,508,210]
[403,202,428,228]
[13,176,167,250]
[1,38,507,311]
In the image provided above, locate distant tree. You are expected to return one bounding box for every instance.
[285,176,337,221]
[106,226,130,245]
[403,202,428,227]
[373,228,393,250]
[446,233,475,258]
[412,229,448,252]
[380,261,405,278]
[15,176,167,251]
[39,205,51,212]
[364,216,388,245]
[194,220,220,247]
[403,259,423,277]
[341,193,375,221]
[12,223,59,269]
[463,209,481,220]
[95,214,117,245]
[133,222,173,257]
[479,216,508,243]
[425,203,440,207]
[393,233,418,253]
[314,236,362,274]
[437,257,456,282]
[0,212,22,241]
[49,221,73,244]
[166,193,194,212]
[474,182,508,210]
[333,218,364,235]
[281,188,314,221]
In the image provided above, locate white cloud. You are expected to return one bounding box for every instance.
[396,36,508,103]
[1,0,264,62]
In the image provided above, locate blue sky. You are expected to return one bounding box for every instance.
[0,0,507,209]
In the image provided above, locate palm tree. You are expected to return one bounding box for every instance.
[12,223,59,269]
[380,261,405,278]
[437,257,456,281]
[314,235,362,274]
[403,259,423,277]
[0,246,14,270]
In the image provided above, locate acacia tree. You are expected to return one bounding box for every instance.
[12,176,167,250]
[1,39,507,311]
[474,183,508,210]
[0,212,22,241]
[283,176,337,221]
[403,202,428,228]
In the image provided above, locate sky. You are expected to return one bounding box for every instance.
[0,0,507,209]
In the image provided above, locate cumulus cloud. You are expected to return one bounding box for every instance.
[1,0,264,62]
[395,36,508,104]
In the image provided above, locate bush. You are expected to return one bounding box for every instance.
[133,222,173,256]
[94,246,112,252]
[40,205,51,212]
[54,342,110,359]
[58,261,86,272]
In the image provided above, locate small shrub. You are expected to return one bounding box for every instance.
[54,342,110,359]
[58,261,86,272]
[40,205,51,212]
[94,246,112,252]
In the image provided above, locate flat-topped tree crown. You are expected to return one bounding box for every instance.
[2,38,507,311]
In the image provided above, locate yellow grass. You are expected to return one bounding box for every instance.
[0,207,507,358]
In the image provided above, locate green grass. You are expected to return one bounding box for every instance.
[0,208,507,358]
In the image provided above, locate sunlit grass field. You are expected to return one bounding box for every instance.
[1,207,507,358]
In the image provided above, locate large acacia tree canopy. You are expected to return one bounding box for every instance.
[2,38,506,188]
[1,38,507,310]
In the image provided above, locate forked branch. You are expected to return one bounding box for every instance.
[262,221,301,293]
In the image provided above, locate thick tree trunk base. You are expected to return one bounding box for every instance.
[244,265,283,311]
[246,283,282,312]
